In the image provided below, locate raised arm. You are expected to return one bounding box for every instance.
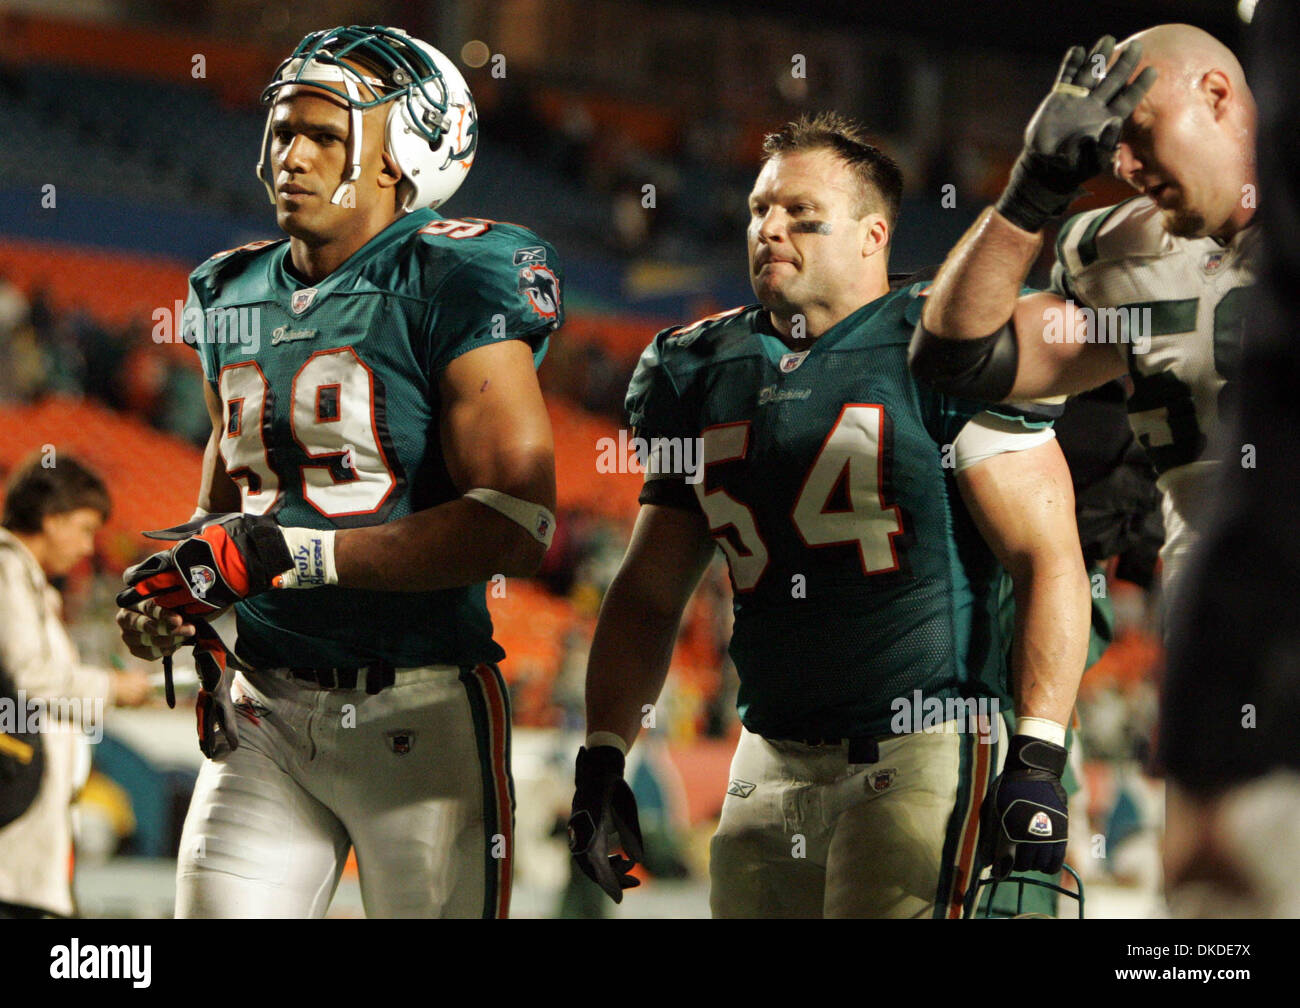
[911,37,1155,401]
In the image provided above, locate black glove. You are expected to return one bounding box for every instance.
[568,745,645,902]
[116,513,294,616]
[191,618,240,759]
[981,734,1069,878]
[996,36,1157,232]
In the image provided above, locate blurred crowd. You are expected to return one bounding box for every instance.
[0,272,210,445]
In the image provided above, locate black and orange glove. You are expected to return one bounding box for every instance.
[116,514,295,617]
[190,618,239,759]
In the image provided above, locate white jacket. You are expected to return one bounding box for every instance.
[0,527,113,916]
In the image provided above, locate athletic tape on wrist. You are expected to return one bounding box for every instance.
[586,731,629,756]
[464,488,556,548]
[1016,716,1067,747]
[275,527,338,589]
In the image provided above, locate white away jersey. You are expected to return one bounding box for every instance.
[1051,196,1260,589]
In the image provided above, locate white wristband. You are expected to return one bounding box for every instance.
[464,488,555,548]
[586,731,629,756]
[275,527,338,588]
[1016,716,1067,747]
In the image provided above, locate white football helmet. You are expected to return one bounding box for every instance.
[256,25,478,213]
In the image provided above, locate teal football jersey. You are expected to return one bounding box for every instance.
[182,210,563,668]
[627,285,1032,738]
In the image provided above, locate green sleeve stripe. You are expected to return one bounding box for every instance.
[1075,209,1113,268]
[1055,212,1084,268]
[1076,196,1142,268]
[1128,297,1200,335]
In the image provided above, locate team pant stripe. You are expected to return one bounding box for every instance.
[935,726,994,918]
[460,663,515,919]
[948,732,992,918]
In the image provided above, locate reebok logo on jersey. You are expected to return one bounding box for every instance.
[1029,811,1053,837]
[513,245,547,265]
[188,565,217,599]
[291,287,319,314]
[727,779,756,798]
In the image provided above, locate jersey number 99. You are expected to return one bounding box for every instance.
[218,348,400,521]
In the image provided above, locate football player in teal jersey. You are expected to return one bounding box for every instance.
[113,26,562,918]
[568,113,1091,917]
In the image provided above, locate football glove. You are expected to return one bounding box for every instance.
[996,36,1157,232]
[190,618,240,759]
[116,513,297,616]
[982,734,1069,878]
[568,745,645,903]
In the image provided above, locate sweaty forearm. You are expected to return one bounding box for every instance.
[1008,557,1089,728]
[922,208,1043,341]
[334,496,547,591]
[585,578,685,749]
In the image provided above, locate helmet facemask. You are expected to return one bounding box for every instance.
[257,25,477,213]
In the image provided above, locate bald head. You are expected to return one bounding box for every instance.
[1121,24,1252,109]
[1112,24,1256,241]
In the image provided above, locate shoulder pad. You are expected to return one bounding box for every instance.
[1056,196,1167,275]
[412,215,550,256]
[191,238,284,296]
[413,215,559,278]
[659,305,755,352]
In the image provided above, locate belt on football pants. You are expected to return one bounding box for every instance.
[286,663,396,694]
[769,735,882,764]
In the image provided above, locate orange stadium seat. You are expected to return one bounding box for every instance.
[0,240,197,366]
[546,399,642,521]
[0,397,204,570]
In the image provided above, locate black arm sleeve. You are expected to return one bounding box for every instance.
[908,320,1019,403]
[638,476,703,514]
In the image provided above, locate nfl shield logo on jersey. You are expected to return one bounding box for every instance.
[291,287,319,314]
[1202,250,1227,275]
[779,351,809,373]
[1028,811,1053,837]
[188,565,216,599]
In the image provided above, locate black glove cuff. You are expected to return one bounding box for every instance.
[575,744,625,785]
[1005,734,1068,777]
[995,153,1086,233]
[232,517,294,592]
